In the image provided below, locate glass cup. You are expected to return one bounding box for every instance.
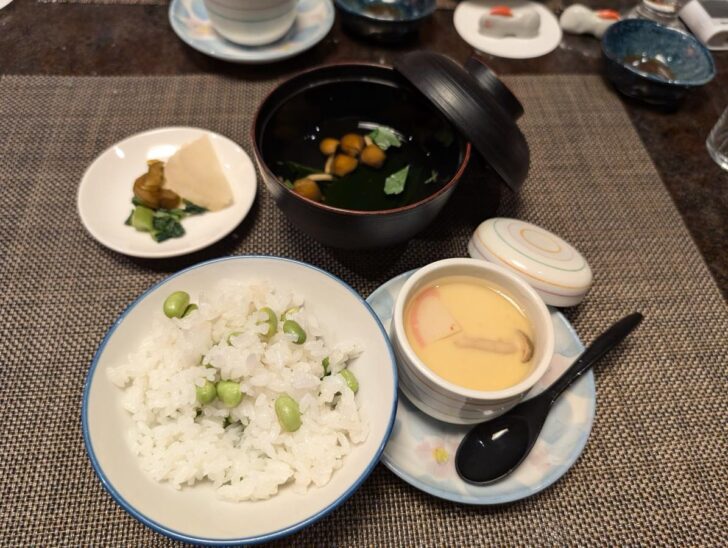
[627,0,687,29]
[706,106,728,171]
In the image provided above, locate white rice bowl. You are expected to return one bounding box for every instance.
[83,257,397,544]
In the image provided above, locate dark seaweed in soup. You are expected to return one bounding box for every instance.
[261,80,464,212]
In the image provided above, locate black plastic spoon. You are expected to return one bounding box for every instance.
[455,312,643,485]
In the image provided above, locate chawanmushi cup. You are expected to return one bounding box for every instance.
[391,258,555,425]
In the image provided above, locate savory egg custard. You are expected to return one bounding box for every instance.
[404,275,535,391]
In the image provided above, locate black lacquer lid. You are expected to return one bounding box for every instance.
[464,56,524,121]
[394,52,530,192]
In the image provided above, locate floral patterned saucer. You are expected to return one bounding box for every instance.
[367,270,595,504]
[168,0,334,64]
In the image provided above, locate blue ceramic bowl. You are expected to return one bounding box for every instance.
[601,19,715,106]
[335,0,436,42]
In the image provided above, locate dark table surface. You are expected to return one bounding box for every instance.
[1,0,726,298]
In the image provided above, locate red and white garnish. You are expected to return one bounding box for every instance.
[490,6,513,17]
[407,287,461,346]
[596,9,620,20]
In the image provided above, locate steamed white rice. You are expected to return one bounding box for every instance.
[108,279,367,501]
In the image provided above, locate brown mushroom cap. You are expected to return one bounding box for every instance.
[515,330,535,363]
[319,138,339,156]
[331,154,358,177]
[292,178,322,202]
[360,144,386,169]
[340,134,365,157]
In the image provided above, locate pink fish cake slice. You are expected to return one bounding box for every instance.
[407,286,461,346]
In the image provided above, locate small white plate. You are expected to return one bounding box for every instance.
[454,0,562,59]
[368,270,595,504]
[77,127,256,259]
[169,0,334,64]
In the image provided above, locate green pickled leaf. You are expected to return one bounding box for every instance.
[283,179,294,189]
[183,200,207,215]
[131,206,155,232]
[152,213,185,242]
[158,208,185,220]
[368,127,403,151]
[127,196,203,243]
[383,165,410,195]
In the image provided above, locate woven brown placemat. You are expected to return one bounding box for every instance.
[0,74,726,546]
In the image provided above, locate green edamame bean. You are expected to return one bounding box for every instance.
[275,394,302,432]
[195,380,216,405]
[163,291,190,318]
[257,307,278,338]
[282,320,306,344]
[322,357,330,376]
[182,304,198,317]
[216,380,243,408]
[131,205,154,232]
[227,331,242,345]
[340,369,359,394]
[280,306,300,321]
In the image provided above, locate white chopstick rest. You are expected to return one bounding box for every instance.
[468,218,593,307]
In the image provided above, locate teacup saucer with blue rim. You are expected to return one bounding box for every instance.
[169,0,334,64]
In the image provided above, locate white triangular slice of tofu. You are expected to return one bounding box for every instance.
[164,136,233,211]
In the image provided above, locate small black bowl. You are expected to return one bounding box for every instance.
[335,0,436,43]
[252,63,472,249]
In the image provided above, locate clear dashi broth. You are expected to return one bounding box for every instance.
[262,80,465,211]
[404,275,536,391]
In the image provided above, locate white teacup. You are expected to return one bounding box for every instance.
[203,0,298,46]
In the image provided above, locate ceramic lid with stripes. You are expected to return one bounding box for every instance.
[468,218,593,307]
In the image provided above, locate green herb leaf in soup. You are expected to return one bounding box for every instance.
[368,126,403,151]
[276,160,321,181]
[384,165,410,195]
[424,169,438,185]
